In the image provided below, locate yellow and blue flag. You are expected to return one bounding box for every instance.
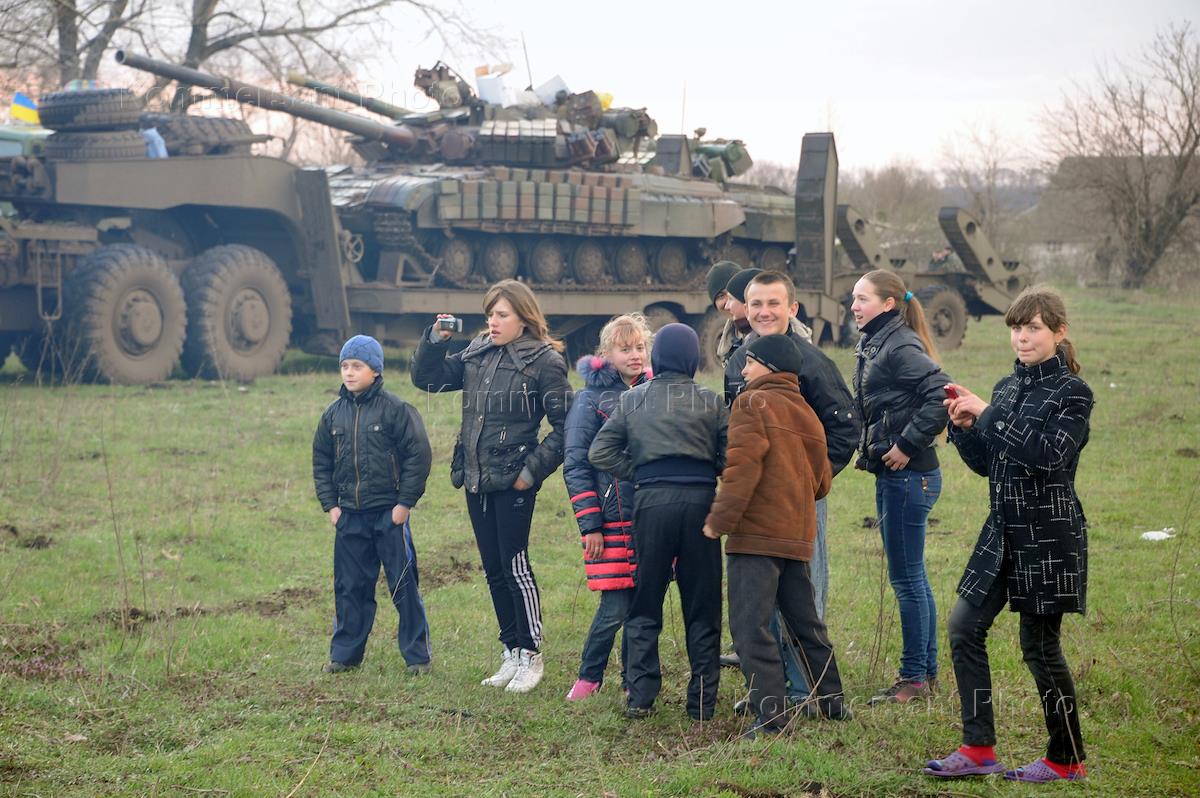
[11,92,39,124]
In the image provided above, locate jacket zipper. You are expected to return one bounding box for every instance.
[353,404,362,508]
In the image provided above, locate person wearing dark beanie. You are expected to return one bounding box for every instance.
[714,267,761,371]
[706,261,742,310]
[745,334,804,376]
[589,322,728,721]
[725,268,763,304]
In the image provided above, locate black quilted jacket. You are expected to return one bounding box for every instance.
[411,329,571,494]
[312,376,432,512]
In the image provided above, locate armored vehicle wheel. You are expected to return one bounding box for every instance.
[614,242,649,285]
[482,237,519,282]
[39,88,142,132]
[916,284,967,351]
[642,305,678,332]
[45,130,145,161]
[724,243,753,268]
[436,238,474,286]
[652,242,688,284]
[528,239,566,283]
[759,245,788,272]
[181,245,293,382]
[837,302,860,347]
[692,308,727,372]
[572,241,608,285]
[12,329,69,382]
[63,245,186,384]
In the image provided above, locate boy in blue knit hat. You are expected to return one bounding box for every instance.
[313,334,434,674]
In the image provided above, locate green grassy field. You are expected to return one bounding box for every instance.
[1,285,1198,797]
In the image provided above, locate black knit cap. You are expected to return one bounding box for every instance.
[745,334,804,376]
[705,260,742,304]
[725,267,763,303]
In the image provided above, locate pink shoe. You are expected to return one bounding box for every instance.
[566,679,601,701]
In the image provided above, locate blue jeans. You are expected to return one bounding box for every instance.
[330,508,431,667]
[771,497,827,698]
[876,469,941,681]
[578,587,633,684]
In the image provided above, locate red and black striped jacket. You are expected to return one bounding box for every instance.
[562,356,646,590]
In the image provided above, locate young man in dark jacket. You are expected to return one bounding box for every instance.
[724,271,859,702]
[704,335,850,736]
[589,323,728,721]
[313,335,434,675]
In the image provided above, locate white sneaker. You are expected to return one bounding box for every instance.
[504,648,544,694]
[481,647,519,687]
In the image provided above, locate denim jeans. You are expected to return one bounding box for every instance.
[876,468,940,681]
[578,587,633,684]
[771,497,827,698]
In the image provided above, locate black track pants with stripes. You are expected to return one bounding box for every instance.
[466,487,542,652]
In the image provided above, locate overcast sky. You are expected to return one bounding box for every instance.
[373,0,1195,172]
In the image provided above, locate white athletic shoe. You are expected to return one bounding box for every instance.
[504,649,544,694]
[481,647,519,687]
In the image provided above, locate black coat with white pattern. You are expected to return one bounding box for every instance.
[949,352,1093,615]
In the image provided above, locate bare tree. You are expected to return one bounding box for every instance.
[1042,22,1200,288]
[0,1,497,94]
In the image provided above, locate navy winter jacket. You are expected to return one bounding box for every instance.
[563,357,645,590]
[313,376,432,512]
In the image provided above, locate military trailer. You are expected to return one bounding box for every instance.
[832,203,1031,349]
[0,52,864,383]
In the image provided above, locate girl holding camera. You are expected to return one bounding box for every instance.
[412,280,570,694]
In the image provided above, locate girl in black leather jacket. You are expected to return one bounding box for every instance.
[850,270,950,706]
[411,280,570,695]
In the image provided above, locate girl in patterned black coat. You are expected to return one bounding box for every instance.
[924,286,1093,784]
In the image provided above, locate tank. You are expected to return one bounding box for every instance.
[117,52,796,296]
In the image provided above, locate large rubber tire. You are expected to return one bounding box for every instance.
[642,305,678,333]
[45,130,145,161]
[139,113,256,156]
[63,245,186,384]
[181,245,292,382]
[693,308,727,372]
[39,88,142,132]
[916,284,968,351]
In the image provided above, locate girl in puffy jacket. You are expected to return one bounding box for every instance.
[412,280,571,695]
[850,270,951,706]
[562,314,652,701]
[924,286,1091,783]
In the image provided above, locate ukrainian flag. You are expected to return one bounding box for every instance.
[11,92,39,125]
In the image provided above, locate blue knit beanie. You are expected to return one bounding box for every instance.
[339,334,384,373]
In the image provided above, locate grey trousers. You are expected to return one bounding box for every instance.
[728,553,844,729]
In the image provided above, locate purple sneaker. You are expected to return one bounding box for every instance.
[1004,759,1086,783]
[923,750,1006,778]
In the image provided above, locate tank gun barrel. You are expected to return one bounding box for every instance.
[285,71,413,120]
[115,50,415,151]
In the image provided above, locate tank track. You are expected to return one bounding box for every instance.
[372,212,442,283]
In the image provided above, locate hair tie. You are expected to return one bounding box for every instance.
[904,290,913,302]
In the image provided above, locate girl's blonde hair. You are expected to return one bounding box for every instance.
[861,270,940,363]
[597,313,653,356]
[483,279,564,352]
[1004,285,1081,374]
